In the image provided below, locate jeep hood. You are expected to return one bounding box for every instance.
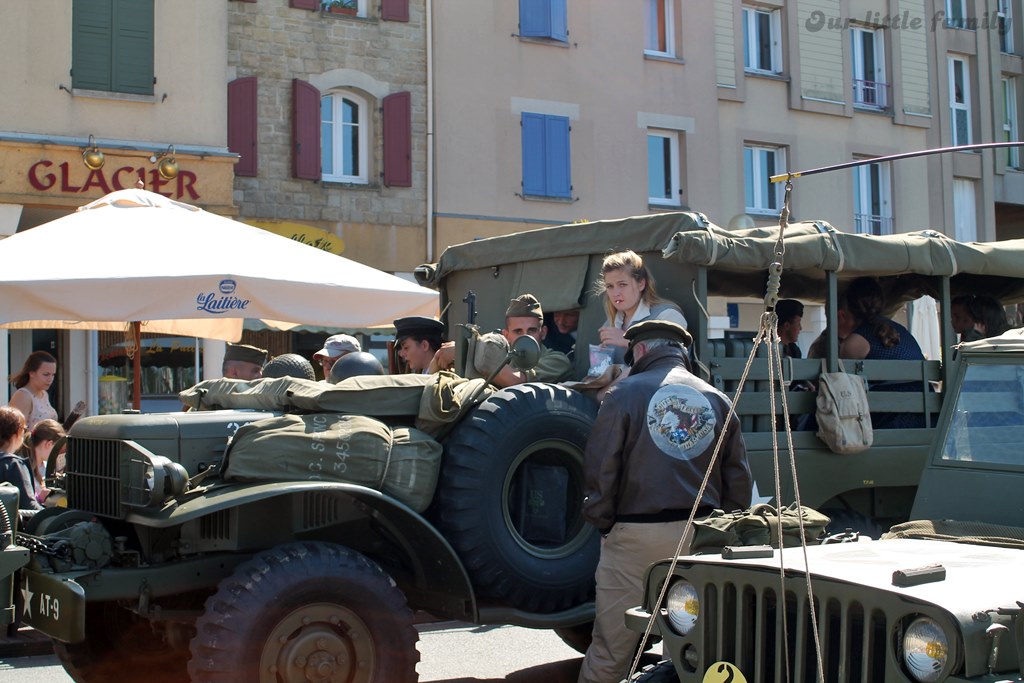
[684,538,1024,613]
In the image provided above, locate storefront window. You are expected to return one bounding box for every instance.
[98,333,201,412]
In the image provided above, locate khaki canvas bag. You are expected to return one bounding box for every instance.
[815,360,873,454]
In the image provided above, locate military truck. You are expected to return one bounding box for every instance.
[0,336,601,683]
[420,211,1024,533]
[621,326,1024,683]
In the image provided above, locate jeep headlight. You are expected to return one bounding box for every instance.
[666,580,699,635]
[902,617,948,682]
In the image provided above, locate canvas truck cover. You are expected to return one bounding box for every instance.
[418,211,1024,316]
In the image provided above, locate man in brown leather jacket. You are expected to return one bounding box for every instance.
[578,320,752,683]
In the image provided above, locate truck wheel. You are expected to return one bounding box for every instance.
[623,660,680,682]
[821,508,884,539]
[435,383,600,613]
[53,602,190,683]
[188,542,417,683]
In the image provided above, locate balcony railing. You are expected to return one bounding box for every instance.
[854,213,893,236]
[853,79,889,109]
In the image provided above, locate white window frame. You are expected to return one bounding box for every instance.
[744,144,785,215]
[946,0,967,29]
[852,161,893,235]
[742,6,782,75]
[949,56,972,146]
[999,0,1015,53]
[321,90,370,184]
[647,130,681,206]
[851,27,887,109]
[644,0,675,57]
[1004,77,1021,169]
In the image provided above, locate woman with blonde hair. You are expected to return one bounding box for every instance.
[596,250,687,364]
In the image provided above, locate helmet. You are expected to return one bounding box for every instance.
[261,353,316,381]
[329,351,385,384]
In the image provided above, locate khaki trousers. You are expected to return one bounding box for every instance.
[577,520,693,683]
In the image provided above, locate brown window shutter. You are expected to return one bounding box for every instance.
[381,0,409,22]
[292,79,321,180]
[382,91,412,187]
[290,0,319,9]
[228,77,258,177]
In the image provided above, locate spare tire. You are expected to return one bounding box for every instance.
[433,383,600,613]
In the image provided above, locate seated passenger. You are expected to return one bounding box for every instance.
[839,277,926,429]
[596,250,687,366]
[969,295,1012,339]
[491,294,573,388]
[223,343,268,380]
[0,406,41,512]
[394,316,445,374]
[543,308,580,360]
[951,295,984,343]
[775,299,804,358]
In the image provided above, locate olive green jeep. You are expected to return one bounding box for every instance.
[622,328,1024,682]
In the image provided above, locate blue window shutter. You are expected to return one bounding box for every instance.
[521,113,547,196]
[522,113,571,198]
[519,0,549,38]
[519,0,566,40]
[545,115,571,198]
[549,0,568,42]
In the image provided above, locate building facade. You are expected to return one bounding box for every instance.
[0,0,236,413]
[227,0,427,274]
[925,0,1024,241]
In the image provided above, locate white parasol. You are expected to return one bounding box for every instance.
[0,188,438,407]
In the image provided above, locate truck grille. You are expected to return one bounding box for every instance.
[697,577,888,683]
[65,437,123,518]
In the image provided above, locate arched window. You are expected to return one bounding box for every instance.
[321,90,369,183]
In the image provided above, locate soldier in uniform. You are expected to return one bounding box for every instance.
[222,343,268,380]
[394,316,445,374]
[491,294,573,387]
[578,320,752,683]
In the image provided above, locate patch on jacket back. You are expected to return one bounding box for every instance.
[646,385,716,459]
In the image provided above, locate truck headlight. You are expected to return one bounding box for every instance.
[666,580,699,635]
[902,617,948,682]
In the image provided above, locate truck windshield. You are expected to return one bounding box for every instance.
[942,363,1024,466]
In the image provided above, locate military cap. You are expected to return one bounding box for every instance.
[505,293,543,320]
[224,343,268,366]
[394,316,444,341]
[624,319,693,365]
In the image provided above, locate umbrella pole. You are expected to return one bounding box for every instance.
[132,321,142,411]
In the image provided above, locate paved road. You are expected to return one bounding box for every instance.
[0,621,663,682]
